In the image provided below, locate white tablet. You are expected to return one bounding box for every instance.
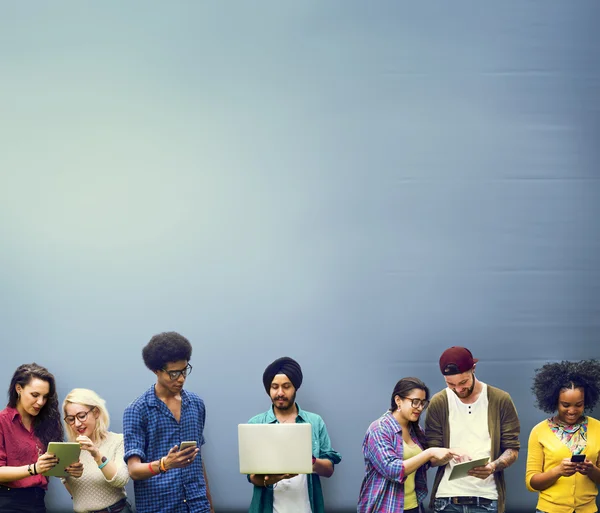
[43,442,81,477]
[238,423,313,474]
[448,457,490,480]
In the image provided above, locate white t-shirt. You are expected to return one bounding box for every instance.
[273,474,311,513]
[436,383,498,500]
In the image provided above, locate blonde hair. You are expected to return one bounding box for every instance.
[62,388,110,442]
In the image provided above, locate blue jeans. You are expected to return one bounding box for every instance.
[434,497,498,513]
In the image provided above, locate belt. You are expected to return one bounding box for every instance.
[90,498,128,513]
[0,485,46,498]
[451,496,494,506]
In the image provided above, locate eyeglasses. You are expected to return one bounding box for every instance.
[402,397,429,410]
[162,363,193,381]
[64,407,95,425]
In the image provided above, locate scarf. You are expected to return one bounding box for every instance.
[547,415,587,455]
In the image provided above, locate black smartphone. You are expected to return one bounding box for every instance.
[571,454,585,463]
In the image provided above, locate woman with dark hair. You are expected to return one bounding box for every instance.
[357,377,458,513]
[526,360,600,513]
[0,363,67,512]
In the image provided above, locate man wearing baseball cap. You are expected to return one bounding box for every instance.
[424,347,520,513]
[246,357,341,513]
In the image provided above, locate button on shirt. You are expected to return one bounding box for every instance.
[0,407,48,490]
[123,386,210,513]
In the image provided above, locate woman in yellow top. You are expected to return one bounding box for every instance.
[526,359,600,513]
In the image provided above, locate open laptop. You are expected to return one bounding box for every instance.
[238,423,313,474]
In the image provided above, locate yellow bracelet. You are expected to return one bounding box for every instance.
[159,457,167,473]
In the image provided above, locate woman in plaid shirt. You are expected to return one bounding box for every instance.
[357,377,458,513]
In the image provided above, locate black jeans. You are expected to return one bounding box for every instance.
[0,486,46,513]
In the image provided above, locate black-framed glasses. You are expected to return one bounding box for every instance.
[163,363,192,381]
[401,397,429,410]
[64,407,95,425]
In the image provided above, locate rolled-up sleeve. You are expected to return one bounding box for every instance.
[123,404,146,463]
[317,421,341,465]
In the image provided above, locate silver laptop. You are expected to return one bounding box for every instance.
[238,423,313,474]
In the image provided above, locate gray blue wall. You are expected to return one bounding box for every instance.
[1,2,599,512]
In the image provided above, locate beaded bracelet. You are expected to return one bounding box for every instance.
[27,464,34,476]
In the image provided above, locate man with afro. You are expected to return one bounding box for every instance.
[123,332,214,513]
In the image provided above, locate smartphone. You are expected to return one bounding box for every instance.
[179,441,197,451]
[571,454,585,463]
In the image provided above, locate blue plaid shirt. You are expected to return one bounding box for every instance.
[123,385,210,513]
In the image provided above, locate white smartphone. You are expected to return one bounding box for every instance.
[179,441,197,451]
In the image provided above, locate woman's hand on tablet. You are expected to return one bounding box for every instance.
[36,452,59,474]
[65,462,84,478]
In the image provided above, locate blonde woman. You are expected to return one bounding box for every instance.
[62,389,131,513]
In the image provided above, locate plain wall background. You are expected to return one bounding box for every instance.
[1,2,599,512]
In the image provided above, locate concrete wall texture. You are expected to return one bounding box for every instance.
[1,2,599,511]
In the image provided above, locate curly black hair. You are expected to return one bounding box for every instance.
[531,360,600,414]
[7,363,63,448]
[142,331,193,371]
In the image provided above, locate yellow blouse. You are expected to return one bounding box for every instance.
[526,416,600,513]
[402,441,422,510]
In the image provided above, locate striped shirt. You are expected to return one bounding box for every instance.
[123,385,210,513]
[357,411,428,512]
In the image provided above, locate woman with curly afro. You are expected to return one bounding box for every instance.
[525,359,600,513]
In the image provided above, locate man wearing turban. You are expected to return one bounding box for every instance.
[247,357,341,513]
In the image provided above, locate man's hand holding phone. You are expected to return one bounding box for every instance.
[163,442,199,470]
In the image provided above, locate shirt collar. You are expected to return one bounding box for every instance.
[146,385,190,407]
[266,403,306,423]
[6,406,20,422]
[385,410,403,434]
